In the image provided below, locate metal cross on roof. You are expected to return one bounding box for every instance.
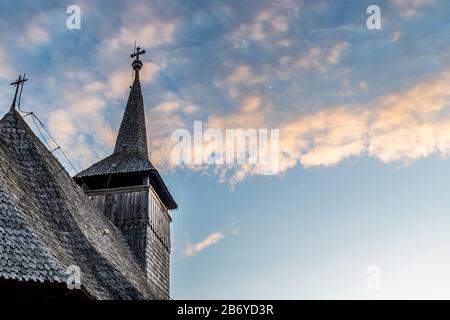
[10,74,28,111]
[130,46,146,60]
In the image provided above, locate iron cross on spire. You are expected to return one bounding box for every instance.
[130,46,146,74]
[10,74,28,111]
[130,46,146,60]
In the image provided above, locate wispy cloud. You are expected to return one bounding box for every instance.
[295,42,348,73]
[98,2,176,57]
[19,12,51,46]
[0,47,13,79]
[216,65,265,98]
[390,0,436,17]
[183,231,225,257]
[389,31,402,43]
[230,222,239,235]
[229,8,291,47]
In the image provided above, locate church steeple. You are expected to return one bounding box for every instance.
[75,45,177,210]
[114,47,148,156]
[75,45,177,299]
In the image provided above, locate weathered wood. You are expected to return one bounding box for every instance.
[87,184,171,298]
[85,185,150,196]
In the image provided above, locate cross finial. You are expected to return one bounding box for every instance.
[130,46,146,60]
[130,46,146,71]
[10,74,28,111]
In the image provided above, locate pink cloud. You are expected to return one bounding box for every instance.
[183,232,226,257]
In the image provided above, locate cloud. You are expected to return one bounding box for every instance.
[183,231,225,257]
[283,108,370,169]
[146,96,202,171]
[279,71,450,170]
[154,101,198,114]
[240,9,287,41]
[46,98,118,175]
[145,92,273,186]
[230,222,239,235]
[0,47,13,79]
[296,47,322,70]
[390,0,436,17]
[327,42,348,65]
[100,20,175,54]
[48,109,76,147]
[146,69,450,186]
[208,95,266,129]
[182,224,239,257]
[228,2,299,48]
[98,3,176,58]
[79,57,160,101]
[215,65,265,98]
[47,87,117,171]
[295,43,348,73]
[368,73,450,163]
[389,31,402,43]
[19,12,50,46]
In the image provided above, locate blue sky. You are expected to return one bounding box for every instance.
[1,0,450,299]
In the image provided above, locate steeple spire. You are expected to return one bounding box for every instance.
[114,46,148,156]
[75,44,177,211]
[9,74,28,111]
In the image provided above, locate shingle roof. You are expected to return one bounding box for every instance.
[76,149,155,177]
[0,109,156,299]
[0,182,66,284]
[74,149,177,210]
[114,72,148,156]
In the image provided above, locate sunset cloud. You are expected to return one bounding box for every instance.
[296,43,349,73]
[279,72,450,173]
[98,2,176,57]
[183,232,225,257]
[216,65,265,98]
[145,70,450,186]
[390,0,436,17]
[228,2,298,48]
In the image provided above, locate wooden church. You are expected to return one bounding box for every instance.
[0,47,177,299]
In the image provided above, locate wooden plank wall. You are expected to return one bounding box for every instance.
[87,188,172,298]
[89,190,149,227]
[148,191,171,249]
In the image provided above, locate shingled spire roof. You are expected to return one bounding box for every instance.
[0,108,156,299]
[75,47,177,210]
[114,70,148,156]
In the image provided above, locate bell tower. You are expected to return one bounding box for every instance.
[74,46,177,299]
